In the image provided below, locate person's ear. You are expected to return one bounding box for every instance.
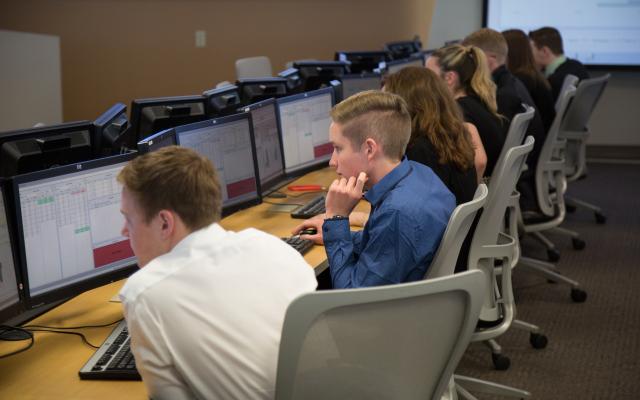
[363,138,378,161]
[157,210,174,238]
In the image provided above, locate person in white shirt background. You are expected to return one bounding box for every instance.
[118,146,317,400]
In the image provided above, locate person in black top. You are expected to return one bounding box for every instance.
[426,44,504,177]
[502,29,556,132]
[463,28,548,211]
[383,66,479,205]
[528,26,590,101]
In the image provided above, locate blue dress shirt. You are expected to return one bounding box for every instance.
[323,159,455,288]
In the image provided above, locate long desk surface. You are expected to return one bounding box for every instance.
[0,166,368,399]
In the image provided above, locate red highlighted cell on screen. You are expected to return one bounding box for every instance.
[227,177,256,199]
[93,240,135,268]
[314,142,333,158]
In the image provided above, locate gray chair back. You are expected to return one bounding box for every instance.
[275,270,486,400]
[235,56,273,79]
[493,104,535,175]
[426,184,488,279]
[554,74,579,112]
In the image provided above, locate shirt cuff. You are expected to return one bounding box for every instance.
[322,218,351,244]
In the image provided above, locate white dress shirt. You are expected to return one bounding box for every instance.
[120,223,317,400]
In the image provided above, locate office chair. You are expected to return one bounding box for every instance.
[426,184,488,279]
[456,137,534,399]
[517,84,588,303]
[275,270,486,400]
[559,74,611,224]
[554,74,579,112]
[235,56,273,79]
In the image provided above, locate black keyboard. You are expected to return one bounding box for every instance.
[282,236,314,255]
[290,194,326,219]
[79,320,141,380]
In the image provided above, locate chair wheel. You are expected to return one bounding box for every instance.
[571,288,587,303]
[547,249,560,262]
[566,204,577,213]
[529,333,548,349]
[492,353,511,370]
[595,212,606,224]
[572,238,586,250]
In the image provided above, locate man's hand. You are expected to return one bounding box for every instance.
[292,216,325,244]
[325,172,368,218]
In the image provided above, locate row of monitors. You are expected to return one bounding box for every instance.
[0,86,338,326]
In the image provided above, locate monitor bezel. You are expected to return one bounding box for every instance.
[240,98,289,195]
[382,56,425,74]
[93,103,133,156]
[235,77,289,105]
[276,87,335,177]
[334,50,391,73]
[338,73,383,100]
[136,128,177,154]
[0,178,24,323]
[12,152,139,310]
[174,113,262,216]
[384,39,422,60]
[130,95,207,142]
[203,85,243,118]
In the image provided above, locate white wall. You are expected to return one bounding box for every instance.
[0,30,62,131]
[427,0,482,49]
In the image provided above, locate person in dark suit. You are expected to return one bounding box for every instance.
[528,26,590,101]
[502,29,556,133]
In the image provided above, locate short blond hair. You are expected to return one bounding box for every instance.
[463,28,508,64]
[117,146,222,230]
[330,90,411,161]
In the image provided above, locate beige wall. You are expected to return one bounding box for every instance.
[0,0,435,122]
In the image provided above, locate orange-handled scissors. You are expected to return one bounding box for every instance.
[287,185,326,191]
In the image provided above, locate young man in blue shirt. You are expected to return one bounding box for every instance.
[293,90,455,288]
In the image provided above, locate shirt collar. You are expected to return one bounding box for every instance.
[545,55,566,77]
[364,158,411,208]
[170,222,226,255]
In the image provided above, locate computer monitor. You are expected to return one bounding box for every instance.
[335,51,390,74]
[340,73,383,100]
[130,95,207,142]
[292,61,350,92]
[203,85,242,118]
[277,68,304,95]
[382,56,425,75]
[136,128,177,154]
[329,80,343,103]
[93,103,134,156]
[384,39,422,60]
[236,78,288,105]
[0,121,93,178]
[12,153,138,310]
[276,87,335,175]
[175,114,261,216]
[240,98,287,195]
[0,179,22,324]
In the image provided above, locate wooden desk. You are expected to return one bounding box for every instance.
[0,166,366,399]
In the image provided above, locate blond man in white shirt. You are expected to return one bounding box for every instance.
[118,146,317,400]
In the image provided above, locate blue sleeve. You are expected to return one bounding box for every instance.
[323,210,424,289]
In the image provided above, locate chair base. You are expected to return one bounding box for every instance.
[455,375,531,399]
[566,196,606,224]
[518,256,588,302]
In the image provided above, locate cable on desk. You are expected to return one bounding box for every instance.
[0,325,34,359]
[23,317,123,330]
[26,328,100,349]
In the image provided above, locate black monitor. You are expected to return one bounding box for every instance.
[203,85,242,118]
[0,121,93,178]
[382,56,425,75]
[0,179,23,325]
[276,87,335,175]
[335,51,390,74]
[175,114,261,216]
[93,103,134,156]
[236,78,288,105]
[339,73,383,100]
[292,61,350,92]
[384,39,422,60]
[277,68,304,94]
[12,153,138,310]
[329,80,343,103]
[130,95,207,142]
[240,98,287,195]
[137,128,177,154]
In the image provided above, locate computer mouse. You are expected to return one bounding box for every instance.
[300,227,317,236]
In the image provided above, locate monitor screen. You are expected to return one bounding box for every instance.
[335,51,390,74]
[137,128,177,154]
[292,61,350,92]
[203,85,242,118]
[175,114,261,215]
[236,78,289,105]
[130,95,207,142]
[93,103,133,157]
[484,0,640,67]
[0,180,22,323]
[241,99,286,195]
[276,87,335,175]
[0,121,93,178]
[383,57,425,75]
[13,153,138,309]
[340,73,382,100]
